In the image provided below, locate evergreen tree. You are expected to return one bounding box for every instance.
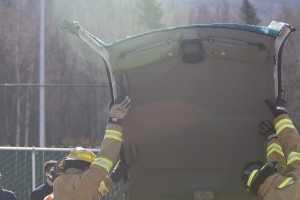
[135,0,164,30]
[240,0,261,25]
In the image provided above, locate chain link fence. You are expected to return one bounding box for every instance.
[0,147,123,200]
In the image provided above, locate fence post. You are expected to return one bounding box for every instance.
[32,147,36,191]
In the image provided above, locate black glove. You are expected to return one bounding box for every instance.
[109,160,126,184]
[108,95,131,125]
[258,120,277,141]
[265,88,287,118]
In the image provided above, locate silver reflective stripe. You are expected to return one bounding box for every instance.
[98,181,109,195]
[104,129,122,141]
[276,121,293,131]
[287,152,300,166]
[275,119,295,135]
[93,157,113,173]
[278,177,294,188]
[267,147,284,158]
[267,145,282,153]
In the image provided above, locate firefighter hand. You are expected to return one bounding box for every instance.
[258,120,277,141]
[265,88,287,118]
[109,95,131,120]
[109,160,126,184]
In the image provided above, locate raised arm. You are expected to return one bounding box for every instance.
[265,89,300,172]
[258,120,286,174]
[78,95,131,196]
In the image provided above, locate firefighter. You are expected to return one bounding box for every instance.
[52,95,131,200]
[45,159,125,200]
[242,89,300,199]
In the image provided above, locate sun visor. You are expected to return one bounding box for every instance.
[203,36,269,63]
[117,40,180,69]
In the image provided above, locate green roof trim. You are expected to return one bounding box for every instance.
[103,21,286,47]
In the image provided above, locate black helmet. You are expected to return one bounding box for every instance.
[242,161,264,191]
[242,161,277,194]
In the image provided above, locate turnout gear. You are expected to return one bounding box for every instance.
[243,113,300,199]
[258,120,277,141]
[47,175,115,200]
[97,176,115,198]
[265,88,287,118]
[53,95,131,200]
[45,166,115,200]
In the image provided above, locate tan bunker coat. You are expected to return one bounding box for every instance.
[53,123,123,200]
[258,114,300,200]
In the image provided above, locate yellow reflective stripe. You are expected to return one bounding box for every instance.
[275,119,295,135]
[278,177,294,188]
[259,163,269,171]
[275,119,291,129]
[247,169,259,187]
[267,143,282,152]
[267,149,284,158]
[267,143,284,157]
[98,188,104,196]
[93,157,113,173]
[104,129,122,142]
[287,152,300,166]
[98,181,109,196]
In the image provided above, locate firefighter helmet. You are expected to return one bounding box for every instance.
[66,147,96,163]
[242,161,264,191]
[242,161,277,194]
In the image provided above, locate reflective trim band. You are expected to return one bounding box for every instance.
[93,157,113,173]
[98,189,104,196]
[275,119,295,135]
[287,152,300,166]
[104,129,122,142]
[278,177,294,189]
[247,169,259,187]
[98,181,109,196]
[267,143,284,158]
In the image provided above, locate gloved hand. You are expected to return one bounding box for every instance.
[109,160,126,184]
[48,161,64,182]
[265,88,287,118]
[109,95,131,120]
[258,120,277,141]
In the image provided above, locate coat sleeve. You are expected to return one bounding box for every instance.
[266,138,286,174]
[274,114,300,173]
[75,123,123,196]
[98,176,114,199]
